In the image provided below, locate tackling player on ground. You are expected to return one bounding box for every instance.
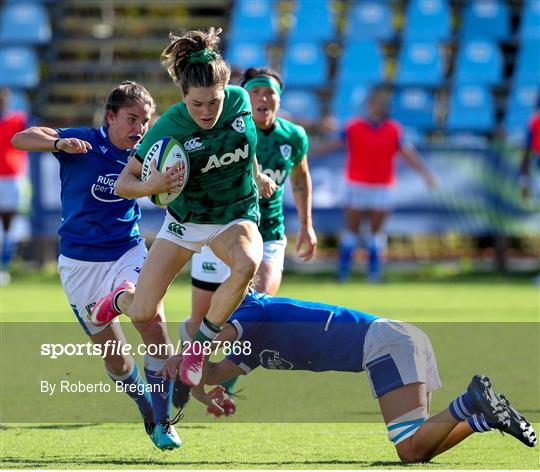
[12,81,182,450]
[92,28,277,390]
[165,290,537,462]
[186,67,317,404]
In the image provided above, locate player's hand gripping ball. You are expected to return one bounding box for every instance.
[141,137,189,205]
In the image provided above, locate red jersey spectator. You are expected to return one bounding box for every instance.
[519,108,540,200]
[0,88,28,284]
[337,88,436,283]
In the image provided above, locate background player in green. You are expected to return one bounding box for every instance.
[92,28,277,388]
[185,67,317,408]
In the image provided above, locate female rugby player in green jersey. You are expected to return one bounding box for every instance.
[189,68,317,313]
[182,67,317,411]
[92,28,277,388]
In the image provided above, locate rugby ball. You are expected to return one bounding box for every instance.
[140,137,189,206]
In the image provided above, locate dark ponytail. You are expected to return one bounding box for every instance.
[161,27,231,95]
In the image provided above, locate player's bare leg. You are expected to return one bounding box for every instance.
[378,382,463,463]
[252,260,282,295]
[379,376,537,463]
[179,222,262,387]
[128,239,193,322]
[207,221,263,325]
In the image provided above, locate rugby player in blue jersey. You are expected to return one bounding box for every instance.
[12,81,183,450]
[165,291,536,462]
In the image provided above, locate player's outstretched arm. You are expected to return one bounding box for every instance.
[400,145,437,188]
[290,157,317,261]
[115,158,184,199]
[12,126,91,154]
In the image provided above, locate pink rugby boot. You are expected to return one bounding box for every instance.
[91,281,134,325]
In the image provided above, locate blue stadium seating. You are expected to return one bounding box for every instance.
[226,42,267,69]
[331,83,370,124]
[289,0,336,42]
[7,89,30,113]
[396,42,444,86]
[447,85,495,132]
[391,88,435,129]
[520,0,540,39]
[513,40,540,85]
[280,90,321,122]
[282,42,327,87]
[0,3,51,45]
[454,40,503,85]
[0,47,39,88]
[344,1,394,41]
[504,84,539,141]
[461,0,510,40]
[337,40,384,85]
[228,0,277,43]
[402,0,451,42]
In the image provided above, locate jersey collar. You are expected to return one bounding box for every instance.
[100,126,128,153]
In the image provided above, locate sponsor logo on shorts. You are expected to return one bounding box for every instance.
[259,349,293,370]
[167,222,186,238]
[280,144,292,160]
[201,143,250,174]
[84,302,96,322]
[91,174,123,203]
[183,137,203,152]
[232,116,246,133]
[202,261,217,273]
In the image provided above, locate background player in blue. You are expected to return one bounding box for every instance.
[11,81,183,450]
[166,291,536,462]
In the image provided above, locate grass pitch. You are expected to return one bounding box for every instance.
[1,272,539,469]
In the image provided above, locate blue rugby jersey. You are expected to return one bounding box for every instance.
[227,292,379,373]
[54,126,142,261]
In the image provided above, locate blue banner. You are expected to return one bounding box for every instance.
[30,145,539,240]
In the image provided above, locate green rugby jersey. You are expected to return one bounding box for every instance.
[136,86,259,224]
[257,117,308,241]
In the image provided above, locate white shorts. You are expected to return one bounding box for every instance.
[345,182,393,211]
[0,177,22,212]
[191,245,231,285]
[156,212,257,253]
[362,319,442,399]
[58,242,147,336]
[191,238,287,287]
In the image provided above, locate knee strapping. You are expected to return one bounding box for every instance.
[387,407,428,445]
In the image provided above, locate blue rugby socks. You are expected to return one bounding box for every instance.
[144,354,172,424]
[107,362,153,424]
[467,413,493,433]
[367,233,386,282]
[449,391,475,421]
[337,230,357,280]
